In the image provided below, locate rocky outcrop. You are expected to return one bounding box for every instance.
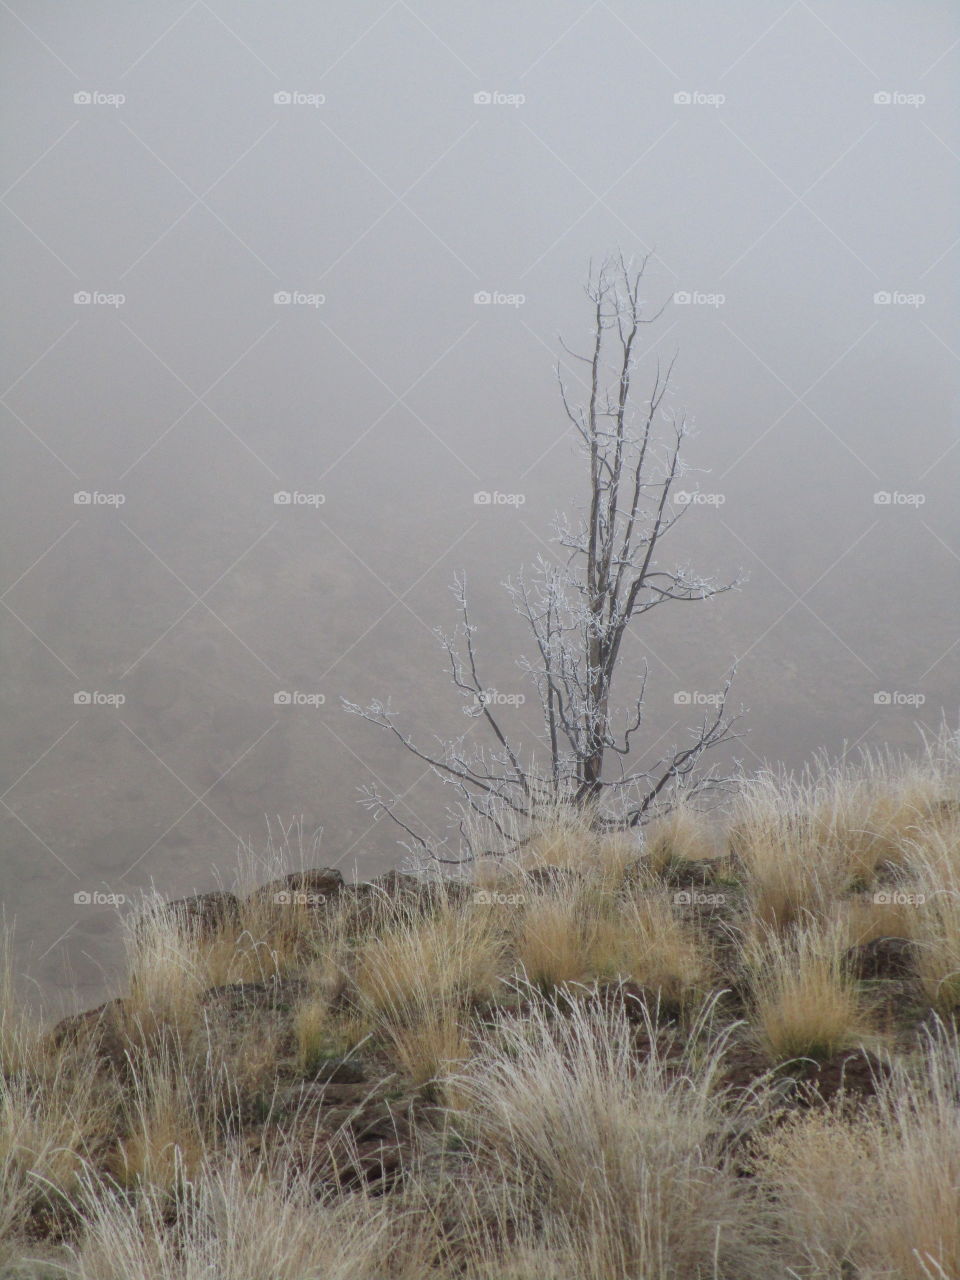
[246,868,346,909]
[134,889,241,940]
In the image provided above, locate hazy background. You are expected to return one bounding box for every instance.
[2,0,957,1014]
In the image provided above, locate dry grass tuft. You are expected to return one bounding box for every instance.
[110,1034,207,1197]
[730,734,960,930]
[514,888,598,993]
[594,892,714,1006]
[909,836,960,1014]
[353,903,503,1090]
[508,801,641,888]
[0,1051,105,1246]
[755,1018,960,1280]
[842,889,920,947]
[641,805,718,875]
[122,896,205,1043]
[70,1156,402,1280]
[743,918,876,1062]
[448,986,772,1278]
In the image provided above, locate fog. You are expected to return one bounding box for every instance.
[1,0,957,1012]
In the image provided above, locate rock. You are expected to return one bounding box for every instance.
[49,997,124,1047]
[278,1081,366,1110]
[793,1049,892,1107]
[201,977,306,1013]
[524,865,579,891]
[873,859,906,886]
[310,1056,367,1084]
[577,980,663,1025]
[138,890,240,940]
[363,870,430,903]
[353,871,471,920]
[662,857,724,888]
[842,936,918,980]
[48,997,128,1068]
[623,854,726,889]
[249,868,345,909]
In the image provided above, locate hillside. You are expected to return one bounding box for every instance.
[3,737,960,1279]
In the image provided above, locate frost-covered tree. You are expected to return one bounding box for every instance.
[345,253,742,863]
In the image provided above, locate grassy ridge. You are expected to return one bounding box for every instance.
[3,733,960,1278]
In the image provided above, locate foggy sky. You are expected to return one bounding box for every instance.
[1,0,958,1011]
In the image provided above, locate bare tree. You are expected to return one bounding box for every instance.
[345,253,743,863]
